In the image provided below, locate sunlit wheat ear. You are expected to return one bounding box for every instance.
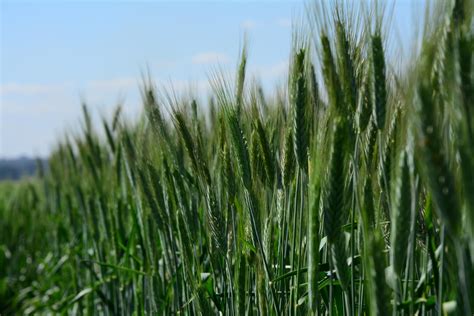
[236,43,247,116]
[162,156,179,222]
[172,169,196,239]
[102,118,116,154]
[142,87,163,136]
[222,142,236,200]
[172,108,225,256]
[172,111,198,174]
[335,20,357,115]
[263,214,272,260]
[323,118,350,295]
[389,149,412,279]
[416,82,461,236]
[111,104,122,131]
[225,107,252,190]
[218,114,237,193]
[205,186,227,256]
[290,48,309,173]
[255,117,275,186]
[308,63,320,126]
[378,107,400,206]
[147,162,167,219]
[282,127,295,188]
[81,103,92,134]
[357,62,373,133]
[142,86,175,156]
[321,33,343,113]
[137,165,165,231]
[371,33,387,130]
[250,129,263,182]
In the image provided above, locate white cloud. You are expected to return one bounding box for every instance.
[0,75,215,157]
[1,78,138,98]
[241,19,257,30]
[86,78,136,91]
[0,83,70,96]
[0,78,139,118]
[252,60,289,80]
[192,52,230,65]
[154,78,211,102]
[1,76,212,119]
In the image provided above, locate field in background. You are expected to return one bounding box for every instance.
[1,1,473,315]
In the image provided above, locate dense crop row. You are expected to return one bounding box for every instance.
[1,1,473,315]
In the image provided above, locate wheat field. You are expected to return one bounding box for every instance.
[1,0,473,315]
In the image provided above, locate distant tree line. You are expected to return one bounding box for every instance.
[0,158,45,180]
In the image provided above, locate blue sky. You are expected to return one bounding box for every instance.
[1,0,421,158]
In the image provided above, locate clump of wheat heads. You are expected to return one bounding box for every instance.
[323,117,351,312]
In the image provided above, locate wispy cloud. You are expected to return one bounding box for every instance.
[192,52,230,65]
[86,78,137,91]
[0,78,138,117]
[0,83,70,96]
[253,60,289,80]
[1,76,212,118]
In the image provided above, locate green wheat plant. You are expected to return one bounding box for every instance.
[1,0,472,315]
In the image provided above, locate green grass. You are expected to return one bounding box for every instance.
[1,1,473,315]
